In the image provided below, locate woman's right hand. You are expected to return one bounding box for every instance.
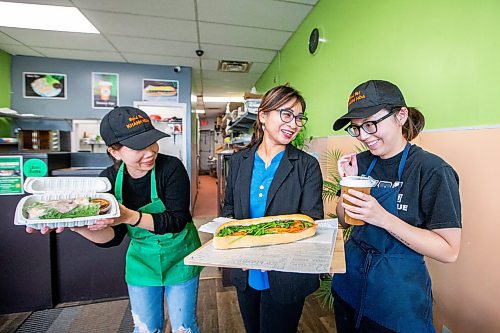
[26,226,65,234]
[337,153,358,177]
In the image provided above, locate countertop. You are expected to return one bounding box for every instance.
[51,167,105,177]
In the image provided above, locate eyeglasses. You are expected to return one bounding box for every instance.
[345,110,396,137]
[275,108,308,127]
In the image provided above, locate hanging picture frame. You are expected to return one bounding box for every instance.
[92,72,119,109]
[23,72,67,99]
[142,79,179,103]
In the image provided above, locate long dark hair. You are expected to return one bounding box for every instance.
[247,84,306,148]
[395,106,425,141]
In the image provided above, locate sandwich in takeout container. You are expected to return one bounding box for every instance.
[14,177,120,230]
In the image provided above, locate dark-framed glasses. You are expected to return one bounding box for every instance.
[275,108,308,127]
[345,109,396,137]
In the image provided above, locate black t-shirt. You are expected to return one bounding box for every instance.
[356,144,462,230]
[98,154,192,247]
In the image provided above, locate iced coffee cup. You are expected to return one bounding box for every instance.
[340,176,374,225]
[99,81,112,101]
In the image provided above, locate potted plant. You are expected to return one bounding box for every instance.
[314,144,366,309]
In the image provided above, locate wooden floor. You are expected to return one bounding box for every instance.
[0,175,337,332]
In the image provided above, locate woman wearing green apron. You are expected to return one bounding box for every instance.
[72,106,202,333]
[331,81,462,332]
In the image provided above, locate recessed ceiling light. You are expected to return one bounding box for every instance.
[0,1,99,34]
[195,109,206,114]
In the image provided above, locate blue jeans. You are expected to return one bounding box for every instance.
[127,277,200,333]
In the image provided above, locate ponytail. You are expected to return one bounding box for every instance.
[248,118,265,148]
[402,107,425,141]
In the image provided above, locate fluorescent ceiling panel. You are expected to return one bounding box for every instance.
[0,1,99,33]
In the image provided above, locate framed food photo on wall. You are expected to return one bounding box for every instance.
[92,72,119,109]
[23,72,66,99]
[142,79,179,102]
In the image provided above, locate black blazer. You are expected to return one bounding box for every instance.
[222,144,324,304]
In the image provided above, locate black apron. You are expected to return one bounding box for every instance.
[332,143,434,332]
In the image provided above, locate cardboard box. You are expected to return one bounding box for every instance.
[244,92,263,100]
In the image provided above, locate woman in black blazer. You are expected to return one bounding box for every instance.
[222,85,324,333]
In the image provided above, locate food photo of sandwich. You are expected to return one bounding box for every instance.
[144,84,177,97]
[213,214,317,249]
[24,197,111,220]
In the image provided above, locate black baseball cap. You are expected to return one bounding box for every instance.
[332,80,406,131]
[100,106,169,150]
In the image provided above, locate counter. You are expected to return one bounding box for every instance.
[0,152,128,314]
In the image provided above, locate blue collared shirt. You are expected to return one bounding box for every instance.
[248,150,285,290]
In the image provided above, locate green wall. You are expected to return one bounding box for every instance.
[256,0,500,138]
[0,49,11,108]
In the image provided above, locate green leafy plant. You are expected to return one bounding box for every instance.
[291,112,312,150]
[314,143,367,309]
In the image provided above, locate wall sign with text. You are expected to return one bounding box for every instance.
[0,156,24,195]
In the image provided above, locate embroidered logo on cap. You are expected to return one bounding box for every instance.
[126,114,150,129]
[348,90,366,106]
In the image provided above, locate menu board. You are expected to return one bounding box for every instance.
[0,156,23,195]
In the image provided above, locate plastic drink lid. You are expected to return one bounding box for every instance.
[340,176,374,187]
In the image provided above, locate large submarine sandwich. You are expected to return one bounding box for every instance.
[144,85,177,97]
[213,214,316,249]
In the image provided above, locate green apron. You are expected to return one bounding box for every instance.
[115,163,202,286]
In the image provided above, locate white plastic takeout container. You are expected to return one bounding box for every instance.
[14,177,120,230]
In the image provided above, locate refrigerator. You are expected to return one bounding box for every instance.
[133,101,191,181]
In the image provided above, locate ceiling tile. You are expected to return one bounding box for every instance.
[274,0,318,5]
[0,43,43,56]
[122,53,200,68]
[72,0,195,20]
[1,0,320,98]
[249,62,269,74]
[0,27,115,50]
[201,70,261,84]
[108,35,198,57]
[82,10,197,42]
[200,43,276,63]
[31,47,126,62]
[4,0,74,5]
[0,31,22,45]
[200,59,268,74]
[199,22,291,50]
[197,0,313,31]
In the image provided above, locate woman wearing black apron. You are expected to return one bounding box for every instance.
[331,80,462,332]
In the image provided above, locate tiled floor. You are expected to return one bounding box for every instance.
[193,175,218,217]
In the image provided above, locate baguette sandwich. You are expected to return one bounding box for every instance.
[144,85,177,97]
[213,214,316,249]
[24,197,111,220]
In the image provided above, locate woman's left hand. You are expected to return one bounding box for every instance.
[341,189,392,228]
